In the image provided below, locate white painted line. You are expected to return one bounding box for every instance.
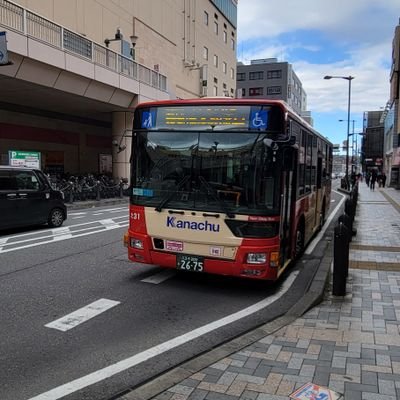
[305,190,346,255]
[0,237,8,251]
[45,299,120,332]
[29,271,298,400]
[95,207,127,212]
[68,212,87,216]
[141,270,177,284]
[72,216,86,219]
[0,223,128,254]
[100,218,121,229]
[0,217,127,242]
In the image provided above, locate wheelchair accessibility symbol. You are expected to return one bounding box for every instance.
[249,110,268,129]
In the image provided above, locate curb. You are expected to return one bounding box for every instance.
[65,197,129,210]
[117,239,334,400]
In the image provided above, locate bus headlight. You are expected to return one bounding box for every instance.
[246,253,267,264]
[130,238,144,249]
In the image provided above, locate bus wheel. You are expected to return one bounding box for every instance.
[295,226,304,259]
[48,208,65,228]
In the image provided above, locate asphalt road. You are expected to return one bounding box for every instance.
[0,187,343,400]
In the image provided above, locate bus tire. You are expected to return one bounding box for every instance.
[295,223,305,259]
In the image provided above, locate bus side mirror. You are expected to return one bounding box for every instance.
[263,138,278,151]
[288,136,296,146]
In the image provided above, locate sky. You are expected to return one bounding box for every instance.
[236,0,400,148]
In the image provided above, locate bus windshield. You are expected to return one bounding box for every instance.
[131,130,281,215]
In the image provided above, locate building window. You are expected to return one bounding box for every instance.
[241,88,246,97]
[223,30,227,43]
[230,68,234,79]
[231,38,235,50]
[214,54,218,67]
[249,71,264,80]
[222,61,227,74]
[203,46,208,60]
[249,87,263,96]
[214,21,218,35]
[213,86,218,96]
[267,86,282,95]
[204,11,209,25]
[214,76,218,83]
[267,70,282,79]
[237,72,246,81]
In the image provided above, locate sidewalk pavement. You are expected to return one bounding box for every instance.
[119,183,400,400]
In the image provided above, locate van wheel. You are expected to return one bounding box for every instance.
[48,208,64,228]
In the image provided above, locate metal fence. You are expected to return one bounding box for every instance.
[0,0,167,91]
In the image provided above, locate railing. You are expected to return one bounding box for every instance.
[0,0,167,92]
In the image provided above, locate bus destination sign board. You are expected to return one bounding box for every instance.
[140,105,282,132]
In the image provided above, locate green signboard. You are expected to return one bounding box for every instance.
[9,150,41,168]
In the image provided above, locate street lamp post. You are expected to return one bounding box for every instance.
[324,75,355,190]
[339,119,356,173]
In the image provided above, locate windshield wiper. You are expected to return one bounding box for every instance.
[155,175,190,212]
[198,176,235,218]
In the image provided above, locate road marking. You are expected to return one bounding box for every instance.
[0,237,8,251]
[72,216,86,219]
[305,190,346,255]
[68,212,87,216]
[100,218,122,230]
[28,271,298,400]
[95,207,127,212]
[141,269,177,284]
[45,299,120,332]
[52,227,72,240]
[0,220,128,254]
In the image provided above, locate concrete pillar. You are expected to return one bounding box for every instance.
[112,111,134,182]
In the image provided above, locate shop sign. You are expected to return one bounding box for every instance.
[8,150,41,168]
[99,154,112,174]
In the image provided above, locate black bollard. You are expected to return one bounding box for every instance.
[96,181,101,201]
[333,222,350,295]
[119,181,124,198]
[338,213,353,242]
[344,198,354,221]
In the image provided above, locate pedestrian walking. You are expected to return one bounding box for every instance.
[382,172,387,188]
[366,172,370,187]
[370,170,377,191]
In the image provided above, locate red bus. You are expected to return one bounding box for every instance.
[124,98,332,281]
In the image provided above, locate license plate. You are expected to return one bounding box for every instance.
[176,254,204,272]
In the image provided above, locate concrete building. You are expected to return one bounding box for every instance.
[0,0,238,180]
[236,58,308,119]
[361,111,385,174]
[382,20,400,188]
